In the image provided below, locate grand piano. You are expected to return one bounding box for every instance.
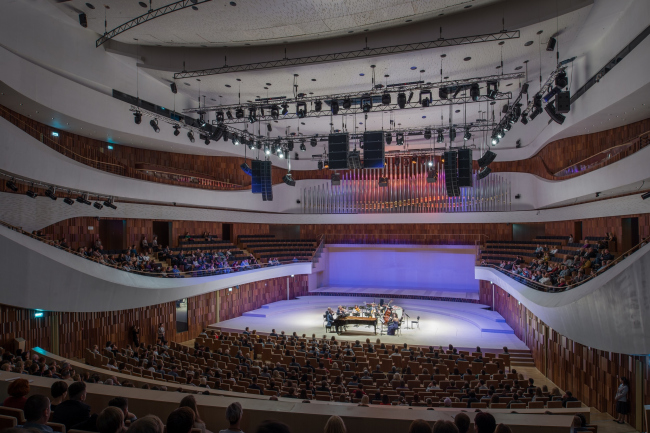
[332,315,378,335]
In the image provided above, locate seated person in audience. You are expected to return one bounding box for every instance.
[97,407,126,433]
[108,397,137,423]
[219,402,243,433]
[248,376,262,392]
[465,391,480,408]
[562,390,578,407]
[506,394,520,408]
[21,394,53,433]
[50,381,68,411]
[51,381,93,431]
[4,378,29,409]
[166,408,194,433]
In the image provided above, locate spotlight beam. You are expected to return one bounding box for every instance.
[175,31,520,78]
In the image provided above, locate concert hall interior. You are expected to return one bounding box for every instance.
[1,1,650,433]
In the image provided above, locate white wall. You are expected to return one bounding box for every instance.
[475,243,650,355]
[0,224,312,312]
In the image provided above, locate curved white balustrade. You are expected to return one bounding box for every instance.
[475,242,650,355]
[0,224,312,312]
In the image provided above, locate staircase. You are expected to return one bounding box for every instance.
[509,349,536,367]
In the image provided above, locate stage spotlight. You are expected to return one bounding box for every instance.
[411,156,417,164]
[300,142,306,152]
[496,128,503,139]
[198,115,207,127]
[149,119,160,133]
[310,138,318,147]
[287,140,294,151]
[478,166,492,179]
[378,177,389,187]
[235,107,244,119]
[396,132,404,145]
[530,106,543,120]
[324,160,329,169]
[271,105,280,119]
[5,180,18,192]
[187,131,195,143]
[555,71,568,89]
[521,82,529,94]
[486,81,498,99]
[342,97,351,109]
[397,92,407,109]
[232,134,241,145]
[407,91,414,104]
[641,191,650,200]
[318,160,323,170]
[248,141,256,150]
[173,125,180,136]
[546,37,556,52]
[361,95,372,113]
[449,128,457,142]
[281,103,289,116]
[463,128,471,141]
[93,201,103,210]
[296,102,307,118]
[428,160,433,167]
[520,113,529,125]
[424,128,431,140]
[503,123,511,132]
[63,197,74,206]
[470,83,480,101]
[222,130,230,142]
[248,107,257,123]
[279,151,285,159]
[385,132,392,145]
[45,187,57,200]
[331,100,339,115]
[76,195,91,205]
[204,136,210,145]
[314,100,322,112]
[545,101,566,124]
[259,107,265,117]
[266,123,272,132]
[26,189,37,199]
[216,111,225,123]
[420,90,432,107]
[133,111,142,124]
[436,129,444,143]
[264,144,271,155]
[103,199,117,210]
[283,173,295,186]
[226,110,233,120]
[382,92,391,105]
[438,87,449,100]
[491,134,499,145]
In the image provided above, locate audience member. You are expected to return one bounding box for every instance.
[166,408,195,433]
[51,381,92,431]
[219,402,243,433]
[3,378,30,410]
[432,420,459,433]
[453,413,470,433]
[97,407,126,433]
[255,420,291,433]
[324,415,346,433]
[22,394,53,433]
[474,412,496,433]
[126,415,164,433]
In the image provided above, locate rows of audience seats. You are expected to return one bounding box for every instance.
[238,235,319,263]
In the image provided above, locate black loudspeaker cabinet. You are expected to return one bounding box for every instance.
[555,91,571,113]
[444,151,461,197]
[457,148,473,188]
[328,133,350,170]
[363,131,385,168]
[251,160,273,201]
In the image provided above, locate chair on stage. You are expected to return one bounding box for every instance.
[411,316,420,329]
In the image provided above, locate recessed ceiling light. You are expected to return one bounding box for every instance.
[301,122,305,125]
[191,6,198,10]
[410,66,417,70]
[359,73,365,76]
[196,78,201,81]
[138,2,147,7]
[236,78,241,81]
[464,57,471,61]
[498,41,505,46]
[405,19,412,22]
[211,98,216,101]
[359,122,363,125]
[490,101,496,105]
[311,78,316,81]
[230,1,236,5]
[184,82,190,86]
[348,30,354,33]
[496,65,501,69]
[444,76,449,79]
[464,5,472,8]
[225,84,231,87]
[438,13,444,16]
[266,83,272,86]
[86,2,95,9]
[514,66,523,70]
[524,41,534,46]
[537,30,543,35]
[440,54,446,58]
[422,116,426,118]
[506,83,512,86]
[263,87,268,89]
[455,109,460,113]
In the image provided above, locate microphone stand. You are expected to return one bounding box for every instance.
[404,312,411,329]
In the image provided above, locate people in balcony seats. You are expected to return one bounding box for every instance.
[535,244,543,258]
[292,257,298,262]
[568,234,574,243]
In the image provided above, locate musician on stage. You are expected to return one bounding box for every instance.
[325,308,334,332]
[353,305,361,314]
[387,316,400,336]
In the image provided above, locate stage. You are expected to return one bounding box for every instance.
[309,285,480,302]
[209,295,527,350]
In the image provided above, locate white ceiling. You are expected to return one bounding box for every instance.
[140,6,590,152]
[54,0,502,46]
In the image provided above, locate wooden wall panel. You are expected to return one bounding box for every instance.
[171,221,223,247]
[479,282,650,428]
[218,275,308,322]
[3,104,648,187]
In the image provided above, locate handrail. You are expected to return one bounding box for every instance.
[134,162,247,190]
[479,236,649,292]
[0,219,310,279]
[324,233,488,245]
[554,131,650,178]
[311,234,325,264]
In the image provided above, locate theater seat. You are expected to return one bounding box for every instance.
[546,401,563,408]
[566,401,582,408]
[47,423,66,433]
[0,415,17,430]
[0,407,25,423]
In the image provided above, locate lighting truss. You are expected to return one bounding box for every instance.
[183,73,524,115]
[96,0,213,47]
[174,30,520,78]
[0,169,116,204]
[521,65,568,118]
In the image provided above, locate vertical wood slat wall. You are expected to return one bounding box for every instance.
[479,281,649,429]
[0,275,303,360]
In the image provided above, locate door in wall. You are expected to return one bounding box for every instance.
[573,221,582,243]
[152,221,171,248]
[222,223,232,242]
[621,217,639,252]
[98,219,125,250]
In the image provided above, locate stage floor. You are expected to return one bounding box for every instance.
[310,286,480,301]
[210,296,527,350]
